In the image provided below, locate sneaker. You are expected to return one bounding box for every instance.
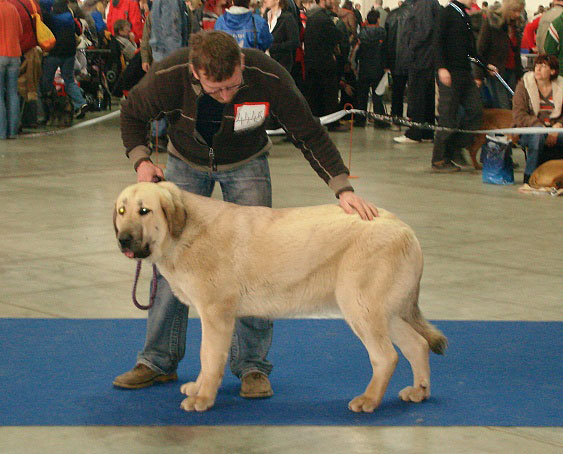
[393,135,420,144]
[240,371,274,398]
[431,160,461,173]
[75,103,88,119]
[112,363,178,389]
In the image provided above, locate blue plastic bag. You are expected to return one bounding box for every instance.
[481,135,514,185]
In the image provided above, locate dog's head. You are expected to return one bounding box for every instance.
[114,182,187,261]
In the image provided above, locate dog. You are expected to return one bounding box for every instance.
[529,159,563,189]
[43,92,74,127]
[467,108,514,170]
[114,182,447,413]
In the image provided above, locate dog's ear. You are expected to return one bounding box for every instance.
[159,184,187,238]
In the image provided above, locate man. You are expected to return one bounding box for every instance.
[537,0,563,53]
[393,0,440,144]
[385,0,413,127]
[432,0,494,172]
[143,0,196,153]
[303,0,343,129]
[373,0,387,26]
[353,9,386,127]
[115,30,378,397]
[544,10,563,69]
[214,0,272,50]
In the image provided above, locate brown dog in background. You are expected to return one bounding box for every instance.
[466,108,514,169]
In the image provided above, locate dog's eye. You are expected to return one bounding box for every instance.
[118,207,125,215]
[139,207,151,216]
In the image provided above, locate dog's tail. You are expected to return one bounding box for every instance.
[404,302,448,355]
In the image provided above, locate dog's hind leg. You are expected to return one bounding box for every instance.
[338,297,399,413]
[389,317,431,403]
[180,305,235,412]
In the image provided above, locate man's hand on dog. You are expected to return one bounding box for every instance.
[137,160,165,182]
[338,191,379,220]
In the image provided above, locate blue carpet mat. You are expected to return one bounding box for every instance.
[0,319,561,426]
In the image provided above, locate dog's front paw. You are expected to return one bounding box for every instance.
[399,384,430,403]
[180,381,199,396]
[348,395,379,413]
[180,395,215,412]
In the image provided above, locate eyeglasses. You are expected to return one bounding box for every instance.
[199,78,244,96]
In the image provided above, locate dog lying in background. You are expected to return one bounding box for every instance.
[114,181,447,414]
[529,159,563,188]
[43,92,74,127]
[467,108,514,170]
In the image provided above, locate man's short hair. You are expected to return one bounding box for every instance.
[113,19,131,34]
[366,9,379,23]
[233,0,251,7]
[189,31,243,82]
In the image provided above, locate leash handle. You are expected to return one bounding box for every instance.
[132,261,158,310]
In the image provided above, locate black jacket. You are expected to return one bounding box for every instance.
[433,0,478,72]
[404,0,440,71]
[355,25,386,79]
[267,10,300,72]
[385,0,414,75]
[303,5,341,72]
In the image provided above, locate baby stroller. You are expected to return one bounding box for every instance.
[79,48,113,112]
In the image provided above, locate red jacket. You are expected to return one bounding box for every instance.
[7,0,39,53]
[106,0,143,44]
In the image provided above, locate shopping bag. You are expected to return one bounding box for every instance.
[481,135,514,185]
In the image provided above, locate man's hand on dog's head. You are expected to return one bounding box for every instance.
[338,191,379,220]
[137,160,165,183]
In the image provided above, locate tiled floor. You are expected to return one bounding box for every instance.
[0,114,561,453]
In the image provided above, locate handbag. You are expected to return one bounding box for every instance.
[30,1,56,52]
[481,135,515,185]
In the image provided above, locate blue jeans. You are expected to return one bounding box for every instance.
[137,154,274,379]
[40,55,86,110]
[520,132,563,177]
[0,57,20,139]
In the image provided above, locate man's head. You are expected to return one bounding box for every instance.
[113,19,132,37]
[374,0,383,7]
[189,31,245,103]
[366,9,379,24]
[233,0,251,7]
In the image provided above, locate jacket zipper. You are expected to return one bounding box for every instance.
[208,147,217,175]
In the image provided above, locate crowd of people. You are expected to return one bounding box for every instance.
[1,0,563,177]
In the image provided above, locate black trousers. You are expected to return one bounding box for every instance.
[354,75,385,125]
[390,72,408,119]
[432,70,483,164]
[304,66,339,119]
[405,68,435,141]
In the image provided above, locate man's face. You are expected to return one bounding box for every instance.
[191,63,244,104]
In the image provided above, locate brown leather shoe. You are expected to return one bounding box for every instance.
[112,364,178,389]
[240,371,274,398]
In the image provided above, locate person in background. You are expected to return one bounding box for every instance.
[112,18,138,63]
[373,0,387,25]
[41,0,89,119]
[513,54,563,183]
[544,8,563,68]
[215,0,272,50]
[263,0,299,71]
[303,0,343,129]
[106,0,144,44]
[393,0,440,144]
[477,0,524,109]
[385,0,413,129]
[537,0,563,53]
[352,9,387,127]
[202,0,227,29]
[0,0,22,139]
[432,0,495,172]
[521,12,542,53]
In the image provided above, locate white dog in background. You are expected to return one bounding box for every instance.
[114,181,447,413]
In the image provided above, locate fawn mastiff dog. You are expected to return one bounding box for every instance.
[114,181,447,413]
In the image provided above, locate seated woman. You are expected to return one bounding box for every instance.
[513,54,563,183]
